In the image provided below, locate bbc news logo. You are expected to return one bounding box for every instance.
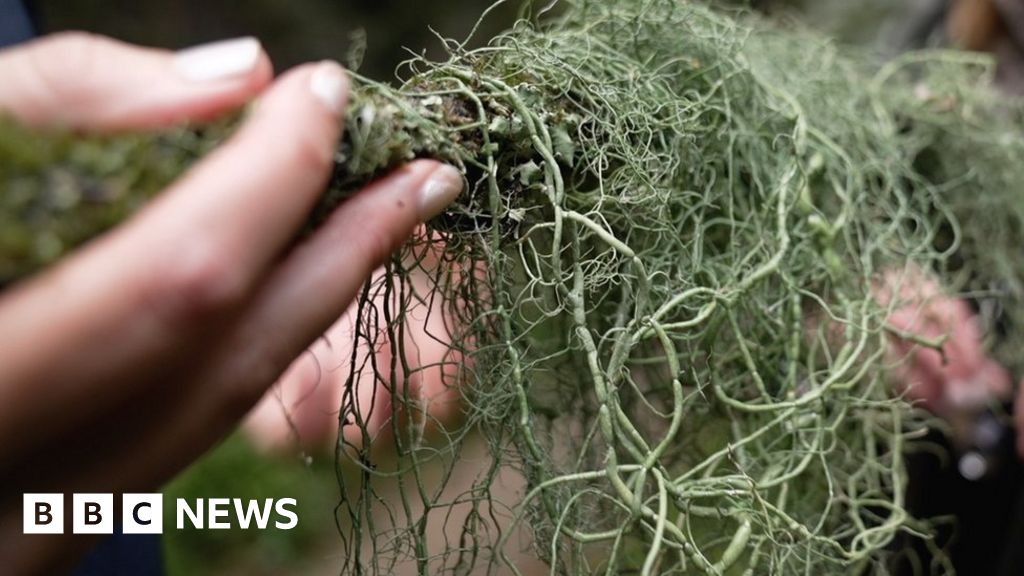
[24,494,298,534]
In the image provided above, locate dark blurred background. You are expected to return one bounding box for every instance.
[28,0,1024,90]
[28,0,515,80]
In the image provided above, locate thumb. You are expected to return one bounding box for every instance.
[0,32,272,131]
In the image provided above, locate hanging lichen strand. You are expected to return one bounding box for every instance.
[4,0,1024,573]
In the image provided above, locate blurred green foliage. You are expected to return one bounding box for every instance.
[163,435,338,576]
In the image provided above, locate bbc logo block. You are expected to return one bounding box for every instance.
[72,494,113,534]
[24,493,151,535]
[23,493,298,534]
[23,494,63,534]
[24,493,119,535]
[122,493,163,534]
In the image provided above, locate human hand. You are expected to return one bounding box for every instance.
[878,268,1011,414]
[0,33,462,572]
[243,236,463,453]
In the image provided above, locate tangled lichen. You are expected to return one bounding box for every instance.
[3,1,1024,574]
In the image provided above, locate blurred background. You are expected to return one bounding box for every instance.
[28,0,519,82]
[29,0,1014,83]
[19,0,1024,574]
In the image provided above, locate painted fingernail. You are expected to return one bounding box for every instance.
[308,60,348,116]
[175,37,262,82]
[418,165,464,220]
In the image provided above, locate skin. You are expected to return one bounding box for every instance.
[880,268,1024,464]
[0,32,459,574]
[879,268,1011,414]
[243,238,462,453]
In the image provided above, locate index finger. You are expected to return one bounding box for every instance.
[116,61,349,322]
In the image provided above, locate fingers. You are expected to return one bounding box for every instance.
[0,61,348,439]
[0,33,272,131]
[97,161,463,465]
[243,347,347,453]
[881,269,1012,412]
[224,160,463,394]
[243,254,464,453]
[77,164,463,481]
[89,61,348,341]
[242,313,371,453]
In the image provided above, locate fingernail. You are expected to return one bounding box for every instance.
[309,61,348,116]
[418,165,464,220]
[175,37,262,82]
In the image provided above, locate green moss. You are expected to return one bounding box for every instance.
[0,121,200,282]
[162,435,337,576]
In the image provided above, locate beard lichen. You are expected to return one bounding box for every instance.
[4,1,1024,574]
